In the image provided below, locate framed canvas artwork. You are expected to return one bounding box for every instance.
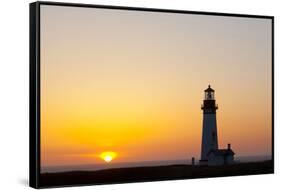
[30,1,274,188]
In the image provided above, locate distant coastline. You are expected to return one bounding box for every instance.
[42,155,272,173]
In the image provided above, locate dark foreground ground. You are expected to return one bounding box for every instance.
[40,160,273,187]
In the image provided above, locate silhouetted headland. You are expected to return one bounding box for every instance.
[40,160,273,187]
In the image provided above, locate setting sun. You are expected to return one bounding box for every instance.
[100,151,117,163]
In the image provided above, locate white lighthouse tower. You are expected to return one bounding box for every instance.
[200,85,218,165]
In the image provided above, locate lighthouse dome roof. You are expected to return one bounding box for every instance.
[204,85,214,92]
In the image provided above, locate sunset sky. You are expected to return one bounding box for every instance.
[40,5,272,168]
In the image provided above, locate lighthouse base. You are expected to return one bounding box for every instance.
[199,159,208,166]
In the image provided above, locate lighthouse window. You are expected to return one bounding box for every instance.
[205,92,214,100]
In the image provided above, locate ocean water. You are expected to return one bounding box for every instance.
[41,155,272,173]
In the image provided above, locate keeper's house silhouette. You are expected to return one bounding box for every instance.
[200,85,235,166]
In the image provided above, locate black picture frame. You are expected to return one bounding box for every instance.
[30,1,274,188]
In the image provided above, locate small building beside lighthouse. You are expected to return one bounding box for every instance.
[200,85,235,166]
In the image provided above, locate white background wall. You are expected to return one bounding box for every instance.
[0,0,279,189]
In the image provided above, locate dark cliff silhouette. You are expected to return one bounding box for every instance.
[40,160,273,187]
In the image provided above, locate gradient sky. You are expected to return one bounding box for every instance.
[40,5,272,167]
